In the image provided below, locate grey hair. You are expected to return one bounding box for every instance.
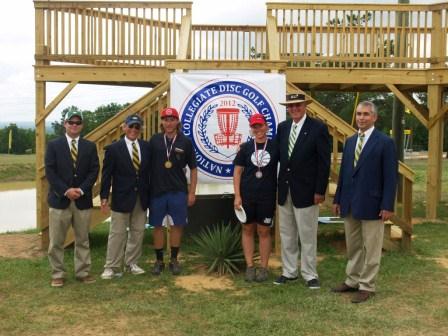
[357,101,377,116]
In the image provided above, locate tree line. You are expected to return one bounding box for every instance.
[0,95,444,154]
[0,103,127,154]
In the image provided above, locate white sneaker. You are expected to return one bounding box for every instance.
[101,268,123,280]
[127,264,146,275]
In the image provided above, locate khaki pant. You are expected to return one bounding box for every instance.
[48,201,92,279]
[278,192,319,281]
[104,199,146,271]
[344,213,384,292]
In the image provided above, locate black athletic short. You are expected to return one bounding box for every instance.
[242,197,276,227]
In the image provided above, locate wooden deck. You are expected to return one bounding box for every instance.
[34,1,448,249]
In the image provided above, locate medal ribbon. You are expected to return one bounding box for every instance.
[164,134,177,163]
[254,139,268,172]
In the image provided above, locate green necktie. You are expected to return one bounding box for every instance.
[353,133,365,167]
[288,124,298,158]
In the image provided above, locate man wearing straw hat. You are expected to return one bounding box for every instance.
[274,93,331,289]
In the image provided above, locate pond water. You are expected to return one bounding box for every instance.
[0,189,36,233]
[0,185,234,234]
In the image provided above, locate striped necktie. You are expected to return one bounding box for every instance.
[353,133,365,167]
[288,124,298,158]
[132,142,140,171]
[70,139,77,169]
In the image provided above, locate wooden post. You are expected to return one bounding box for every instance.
[35,6,50,249]
[36,82,49,250]
[426,7,444,219]
[426,85,444,219]
[266,15,280,61]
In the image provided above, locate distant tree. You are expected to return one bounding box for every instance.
[0,124,35,154]
[313,91,435,152]
[51,103,128,137]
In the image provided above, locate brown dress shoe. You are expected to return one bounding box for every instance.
[76,275,96,284]
[331,283,358,293]
[51,278,64,287]
[351,290,375,303]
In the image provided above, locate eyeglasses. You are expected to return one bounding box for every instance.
[128,124,141,130]
[67,120,82,126]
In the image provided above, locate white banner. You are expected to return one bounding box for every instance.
[171,72,286,183]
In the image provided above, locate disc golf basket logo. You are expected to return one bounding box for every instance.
[214,108,242,149]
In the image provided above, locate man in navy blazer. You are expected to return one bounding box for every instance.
[332,101,398,303]
[274,93,331,288]
[45,110,99,287]
[100,115,150,279]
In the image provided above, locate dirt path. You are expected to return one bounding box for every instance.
[0,233,44,259]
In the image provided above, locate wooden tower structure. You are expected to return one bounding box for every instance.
[34,1,448,250]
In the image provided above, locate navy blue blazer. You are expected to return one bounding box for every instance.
[45,136,99,210]
[100,138,150,213]
[334,129,398,220]
[277,116,331,208]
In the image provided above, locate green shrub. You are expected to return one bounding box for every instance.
[192,222,245,276]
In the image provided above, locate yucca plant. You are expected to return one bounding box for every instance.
[192,222,245,276]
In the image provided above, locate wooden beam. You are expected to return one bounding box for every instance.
[366,84,386,91]
[309,83,323,89]
[36,81,78,125]
[35,1,193,10]
[340,83,356,90]
[166,60,287,71]
[386,84,429,128]
[426,85,444,219]
[177,14,192,60]
[36,81,49,250]
[35,65,169,83]
[266,14,280,61]
[286,68,430,86]
[85,80,169,142]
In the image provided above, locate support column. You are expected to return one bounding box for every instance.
[426,85,444,219]
[35,7,49,249]
[36,81,49,249]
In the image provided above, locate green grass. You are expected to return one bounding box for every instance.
[1,222,448,336]
[0,156,448,335]
[0,154,35,183]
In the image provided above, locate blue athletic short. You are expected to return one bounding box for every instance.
[149,191,188,227]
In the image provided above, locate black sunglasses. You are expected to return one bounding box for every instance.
[128,124,141,130]
[67,120,83,126]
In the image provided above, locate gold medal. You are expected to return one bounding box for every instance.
[164,134,177,170]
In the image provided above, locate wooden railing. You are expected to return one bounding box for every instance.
[84,81,168,207]
[267,3,448,69]
[191,25,267,60]
[34,1,192,66]
[35,1,446,68]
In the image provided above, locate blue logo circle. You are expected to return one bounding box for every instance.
[181,79,278,180]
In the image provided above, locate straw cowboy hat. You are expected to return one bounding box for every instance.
[280,93,312,106]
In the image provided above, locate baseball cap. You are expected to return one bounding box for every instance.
[249,113,266,127]
[125,114,143,126]
[161,107,179,119]
[65,110,83,121]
